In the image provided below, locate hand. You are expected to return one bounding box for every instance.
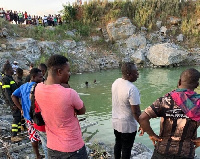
[74,109,77,117]
[138,127,144,136]
[21,110,23,115]
[12,105,18,110]
[149,135,162,146]
[192,138,200,149]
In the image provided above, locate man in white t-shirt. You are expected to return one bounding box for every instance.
[112,62,142,159]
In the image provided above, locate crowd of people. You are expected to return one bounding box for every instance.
[1,55,200,159]
[0,8,62,26]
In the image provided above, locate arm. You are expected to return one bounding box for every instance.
[139,112,162,145]
[76,103,86,115]
[11,94,22,111]
[2,78,15,106]
[131,104,141,123]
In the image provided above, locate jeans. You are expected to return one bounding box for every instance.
[37,131,48,159]
[48,145,88,159]
[151,150,194,159]
[114,129,136,159]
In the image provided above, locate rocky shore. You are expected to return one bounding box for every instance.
[0,17,200,73]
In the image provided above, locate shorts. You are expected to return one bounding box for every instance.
[26,120,40,142]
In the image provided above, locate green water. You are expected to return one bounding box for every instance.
[69,66,200,155]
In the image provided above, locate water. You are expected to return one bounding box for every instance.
[69,66,200,155]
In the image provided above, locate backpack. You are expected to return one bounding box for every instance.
[29,83,45,126]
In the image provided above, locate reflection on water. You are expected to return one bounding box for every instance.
[69,66,200,154]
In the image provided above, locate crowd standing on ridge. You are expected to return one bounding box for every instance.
[0,8,62,26]
[1,55,200,159]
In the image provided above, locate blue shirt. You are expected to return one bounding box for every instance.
[13,82,36,120]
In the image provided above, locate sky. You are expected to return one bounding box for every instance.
[1,0,76,16]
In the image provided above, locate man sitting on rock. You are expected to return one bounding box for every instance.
[139,68,200,159]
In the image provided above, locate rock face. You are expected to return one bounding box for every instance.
[106,17,136,41]
[147,43,189,66]
[125,34,146,49]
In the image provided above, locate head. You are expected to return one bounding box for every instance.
[3,63,14,76]
[121,62,139,82]
[13,61,18,65]
[47,54,70,84]
[178,68,200,90]
[16,68,23,78]
[38,63,47,76]
[30,68,43,83]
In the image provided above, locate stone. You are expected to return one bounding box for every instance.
[147,43,189,66]
[125,34,146,49]
[176,34,184,42]
[156,21,162,29]
[160,26,167,36]
[91,36,101,42]
[63,40,76,49]
[167,16,181,25]
[1,44,6,49]
[2,28,8,38]
[65,31,75,37]
[106,17,136,41]
[130,49,146,64]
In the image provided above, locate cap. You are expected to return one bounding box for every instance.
[13,61,18,64]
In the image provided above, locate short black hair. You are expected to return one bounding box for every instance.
[30,68,42,79]
[121,62,136,78]
[180,68,200,88]
[39,63,47,72]
[3,63,12,73]
[47,54,68,74]
[16,68,23,76]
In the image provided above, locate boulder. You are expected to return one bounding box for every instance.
[1,44,6,49]
[1,28,8,38]
[91,36,101,42]
[65,30,75,37]
[176,34,184,42]
[167,16,181,25]
[106,17,136,41]
[156,21,162,29]
[130,49,146,64]
[63,40,76,49]
[7,38,37,50]
[125,34,146,49]
[147,43,189,66]
[160,26,167,36]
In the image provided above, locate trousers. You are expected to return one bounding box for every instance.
[114,129,137,159]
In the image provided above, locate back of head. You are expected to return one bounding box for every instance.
[47,54,68,75]
[121,62,135,79]
[180,68,200,89]
[3,63,12,75]
[16,68,23,76]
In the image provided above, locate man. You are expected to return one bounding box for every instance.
[35,54,87,158]
[38,63,47,80]
[139,68,200,159]
[0,63,22,142]
[12,61,19,75]
[14,67,24,87]
[12,68,44,159]
[25,63,34,82]
[112,62,142,159]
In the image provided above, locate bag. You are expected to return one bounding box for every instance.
[29,83,45,126]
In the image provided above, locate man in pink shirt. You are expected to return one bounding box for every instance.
[35,54,87,158]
